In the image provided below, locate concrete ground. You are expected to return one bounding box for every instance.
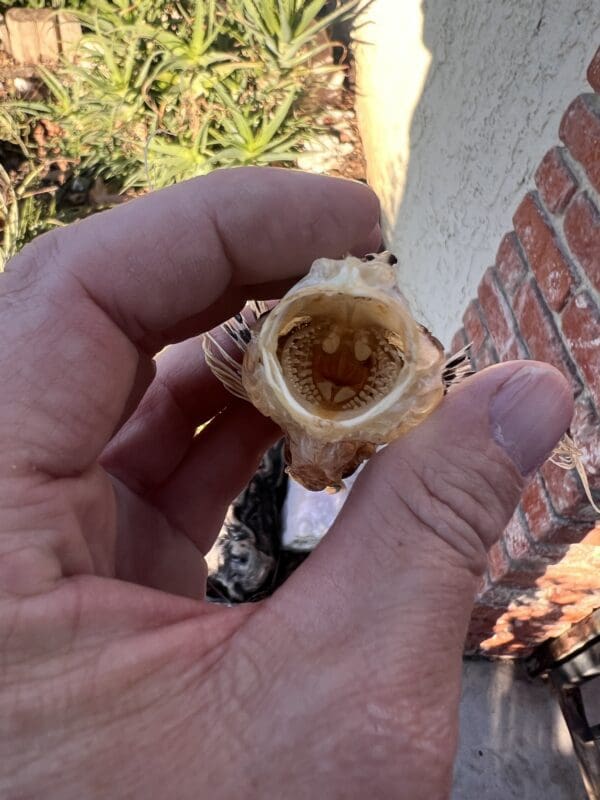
[281,487,591,798]
[453,659,587,799]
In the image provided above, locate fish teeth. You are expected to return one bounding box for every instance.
[240,253,445,490]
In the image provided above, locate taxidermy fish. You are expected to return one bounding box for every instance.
[202,251,472,491]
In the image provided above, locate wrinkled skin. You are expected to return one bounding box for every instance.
[0,168,572,799]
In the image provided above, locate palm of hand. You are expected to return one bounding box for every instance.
[0,169,571,800]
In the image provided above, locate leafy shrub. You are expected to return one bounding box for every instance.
[0,0,84,8]
[9,0,363,189]
[1,0,364,261]
[0,163,66,265]
[0,106,64,267]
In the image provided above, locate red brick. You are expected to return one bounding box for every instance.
[472,340,498,370]
[475,583,519,608]
[500,558,552,593]
[539,543,600,591]
[496,541,570,585]
[571,398,600,491]
[562,292,600,411]
[463,637,481,656]
[513,279,580,392]
[541,457,598,520]
[465,603,507,654]
[462,301,487,353]
[545,522,591,545]
[521,476,592,545]
[588,46,600,93]
[513,193,576,311]
[449,328,467,357]
[467,542,600,655]
[582,523,600,545]
[477,267,528,361]
[564,192,600,293]
[502,509,533,560]
[474,573,490,599]
[534,147,578,214]
[487,541,510,582]
[493,562,545,589]
[508,615,568,646]
[473,588,568,654]
[495,232,528,298]
[559,94,600,194]
[521,476,553,539]
[462,303,498,370]
[545,587,587,606]
[467,607,505,635]
[541,397,600,516]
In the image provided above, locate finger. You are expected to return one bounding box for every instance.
[284,361,572,625]
[102,298,282,491]
[101,334,232,493]
[267,362,572,794]
[151,402,280,554]
[111,477,210,599]
[0,168,380,479]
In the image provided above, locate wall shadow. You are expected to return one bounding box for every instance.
[377,2,600,795]
[376,0,597,345]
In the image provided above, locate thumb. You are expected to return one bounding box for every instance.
[271,361,572,794]
[285,359,573,600]
[285,360,573,606]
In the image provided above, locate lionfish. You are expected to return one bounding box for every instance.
[202,251,598,507]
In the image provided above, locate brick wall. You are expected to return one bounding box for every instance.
[453,47,600,658]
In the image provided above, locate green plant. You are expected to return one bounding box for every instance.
[0,106,30,157]
[211,83,304,164]
[0,0,84,8]
[1,0,365,253]
[235,0,363,71]
[0,164,62,269]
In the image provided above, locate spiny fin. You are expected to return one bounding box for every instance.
[447,345,598,515]
[201,333,248,400]
[247,300,270,318]
[202,300,271,400]
[549,434,600,515]
[443,344,474,392]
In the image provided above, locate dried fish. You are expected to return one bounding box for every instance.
[204,252,446,490]
[202,251,598,512]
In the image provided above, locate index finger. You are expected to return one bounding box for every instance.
[0,168,380,477]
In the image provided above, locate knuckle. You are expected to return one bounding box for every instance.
[376,439,522,572]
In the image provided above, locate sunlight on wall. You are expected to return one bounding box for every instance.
[354,0,598,346]
[353,0,431,237]
[552,700,577,757]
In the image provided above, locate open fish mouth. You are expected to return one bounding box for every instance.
[276,303,405,416]
[202,249,598,508]
[203,251,449,491]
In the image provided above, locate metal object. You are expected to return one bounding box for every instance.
[528,610,600,799]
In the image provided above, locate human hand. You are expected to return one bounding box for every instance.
[0,168,572,799]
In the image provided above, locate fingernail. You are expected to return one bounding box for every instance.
[489,365,573,475]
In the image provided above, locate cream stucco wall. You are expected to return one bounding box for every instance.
[354,0,600,346]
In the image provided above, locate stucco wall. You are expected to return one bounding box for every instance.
[354,0,599,346]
